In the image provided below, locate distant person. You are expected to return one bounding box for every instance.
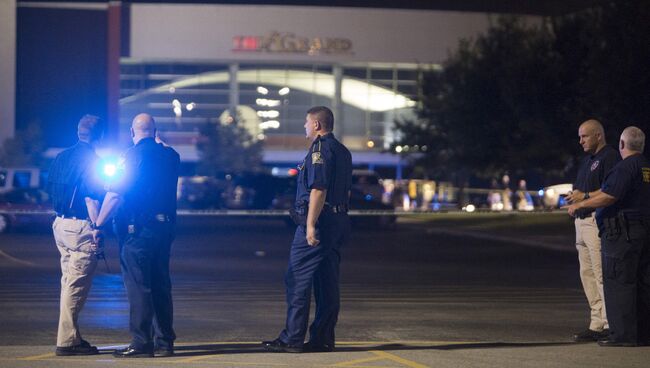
[488,178,502,211]
[46,115,105,356]
[566,126,649,346]
[566,119,620,342]
[501,173,513,211]
[516,179,533,211]
[91,113,180,358]
[263,106,352,353]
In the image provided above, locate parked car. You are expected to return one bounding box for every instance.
[540,183,573,209]
[0,167,43,193]
[221,173,288,210]
[0,188,53,233]
[352,169,383,203]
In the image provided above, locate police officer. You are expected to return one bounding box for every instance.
[263,106,352,353]
[567,126,650,347]
[46,115,105,356]
[566,119,620,342]
[92,113,180,357]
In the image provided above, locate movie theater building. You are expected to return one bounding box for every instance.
[117,4,516,172]
[3,2,542,174]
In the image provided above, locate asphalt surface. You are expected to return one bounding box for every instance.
[0,214,648,367]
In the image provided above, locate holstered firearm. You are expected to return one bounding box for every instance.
[617,210,650,241]
[289,200,308,226]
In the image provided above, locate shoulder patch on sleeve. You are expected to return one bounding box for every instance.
[312,152,324,164]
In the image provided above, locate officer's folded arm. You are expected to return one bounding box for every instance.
[566,191,617,216]
[92,191,124,240]
[306,188,327,247]
[84,197,99,223]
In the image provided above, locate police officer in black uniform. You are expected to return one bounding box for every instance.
[92,113,180,357]
[567,126,650,347]
[47,114,105,356]
[263,106,352,353]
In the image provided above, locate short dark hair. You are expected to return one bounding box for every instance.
[307,106,334,132]
[77,114,104,142]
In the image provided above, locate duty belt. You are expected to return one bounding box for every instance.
[602,210,650,241]
[576,210,594,219]
[127,213,175,225]
[324,203,349,214]
[55,212,88,221]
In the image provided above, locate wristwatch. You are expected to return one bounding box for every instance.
[90,222,102,230]
[583,192,590,200]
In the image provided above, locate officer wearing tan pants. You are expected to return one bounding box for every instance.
[567,119,620,341]
[575,213,606,331]
[46,115,105,356]
[52,217,98,348]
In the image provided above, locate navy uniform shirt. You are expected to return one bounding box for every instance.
[598,153,650,221]
[47,141,104,218]
[295,133,352,207]
[108,137,180,220]
[573,145,620,218]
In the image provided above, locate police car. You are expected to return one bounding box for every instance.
[540,183,573,209]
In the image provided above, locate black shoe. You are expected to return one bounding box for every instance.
[597,339,637,347]
[112,346,154,358]
[262,339,303,353]
[55,340,99,356]
[303,341,334,352]
[154,347,174,357]
[573,329,605,342]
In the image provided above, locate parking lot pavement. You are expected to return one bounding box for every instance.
[0,215,648,367]
[1,341,649,368]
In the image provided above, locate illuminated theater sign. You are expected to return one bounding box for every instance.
[232,31,353,55]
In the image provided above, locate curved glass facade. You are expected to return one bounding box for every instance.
[119,61,429,159]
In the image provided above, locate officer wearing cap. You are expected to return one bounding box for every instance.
[566,119,620,342]
[263,106,352,353]
[47,114,105,356]
[91,113,180,358]
[567,126,650,347]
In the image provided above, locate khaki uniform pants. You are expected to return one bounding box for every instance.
[52,217,98,347]
[575,214,608,331]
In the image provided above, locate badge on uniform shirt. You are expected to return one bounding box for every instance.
[590,160,600,171]
[312,152,324,165]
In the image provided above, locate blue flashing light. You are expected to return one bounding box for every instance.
[97,156,123,183]
[538,189,544,197]
[364,194,373,201]
[103,163,117,178]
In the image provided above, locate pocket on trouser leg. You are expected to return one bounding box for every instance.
[604,256,636,284]
[66,252,97,292]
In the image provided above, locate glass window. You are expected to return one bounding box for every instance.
[12,172,31,188]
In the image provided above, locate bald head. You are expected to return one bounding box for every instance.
[578,119,606,154]
[620,126,645,154]
[131,113,156,144]
[579,119,605,137]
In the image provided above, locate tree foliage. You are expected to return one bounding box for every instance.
[396,0,650,183]
[195,120,264,176]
